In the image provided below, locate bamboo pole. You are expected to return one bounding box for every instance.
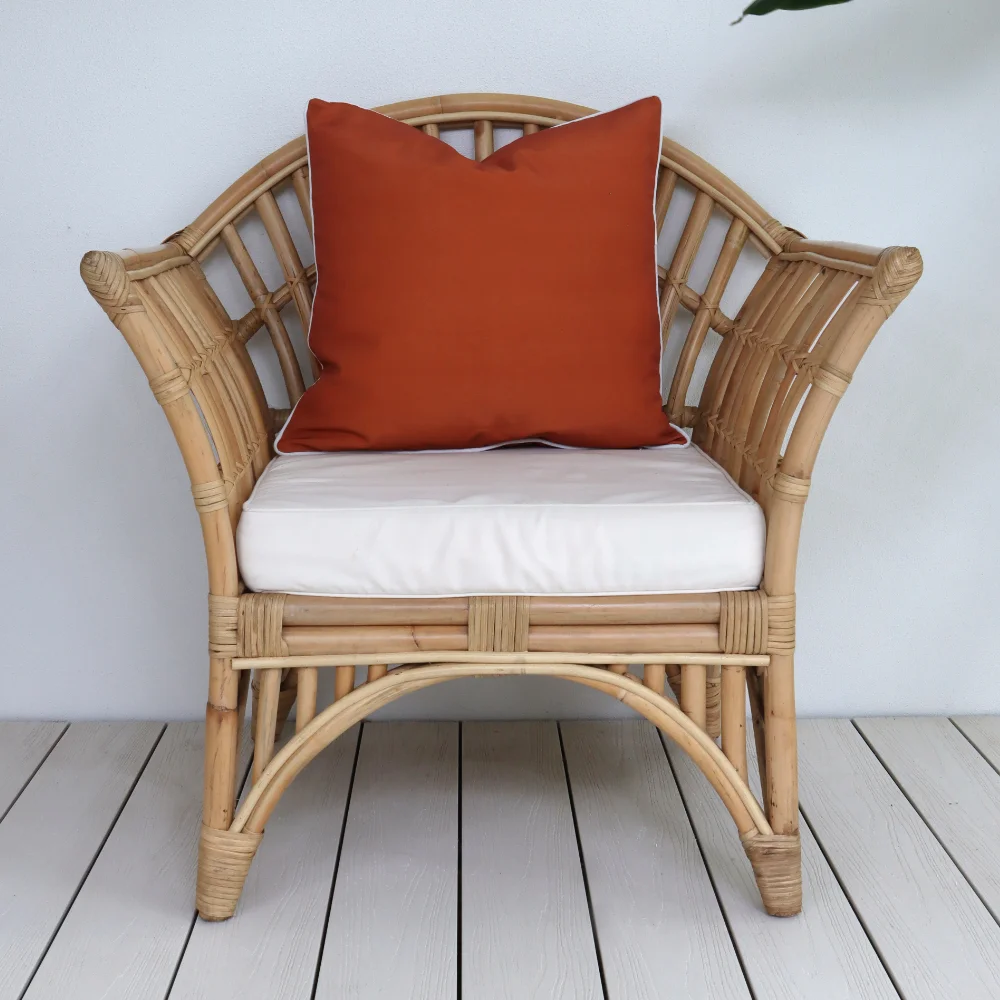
[252,668,281,784]
[295,667,318,734]
[721,665,748,784]
[643,663,666,694]
[233,650,770,670]
[334,665,356,701]
[681,663,708,731]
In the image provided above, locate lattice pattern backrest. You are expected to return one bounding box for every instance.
[82,94,921,585]
[175,95,792,438]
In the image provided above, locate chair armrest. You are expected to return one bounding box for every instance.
[692,238,922,499]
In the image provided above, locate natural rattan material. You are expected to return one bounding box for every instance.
[238,593,287,658]
[741,832,802,918]
[767,595,796,654]
[468,596,530,652]
[80,92,922,924]
[719,590,768,655]
[196,824,264,921]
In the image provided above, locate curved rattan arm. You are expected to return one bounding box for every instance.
[80,245,270,599]
[691,240,922,600]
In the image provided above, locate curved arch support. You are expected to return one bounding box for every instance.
[232,662,771,838]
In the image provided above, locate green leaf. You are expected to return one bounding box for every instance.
[732,0,852,25]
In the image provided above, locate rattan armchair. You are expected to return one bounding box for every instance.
[80,93,921,922]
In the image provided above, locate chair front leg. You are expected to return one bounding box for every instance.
[203,654,242,830]
[198,654,262,921]
[744,650,802,917]
[763,653,798,836]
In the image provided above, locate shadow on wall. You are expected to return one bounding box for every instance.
[711,0,1000,108]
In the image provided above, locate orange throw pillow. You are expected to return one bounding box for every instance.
[276,96,684,452]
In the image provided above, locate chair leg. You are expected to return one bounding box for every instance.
[198,654,260,921]
[334,664,356,701]
[251,668,297,743]
[274,669,298,739]
[666,664,683,702]
[705,664,722,740]
[680,663,707,730]
[746,667,768,797]
[642,663,665,694]
[296,667,319,733]
[252,669,282,784]
[748,651,801,917]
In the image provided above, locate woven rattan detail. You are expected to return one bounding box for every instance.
[741,832,801,917]
[79,250,143,322]
[811,364,852,398]
[238,593,287,657]
[148,369,190,405]
[196,824,263,921]
[770,472,810,504]
[208,594,239,655]
[719,591,795,654]
[191,479,230,513]
[762,218,799,250]
[468,596,529,652]
[166,225,206,255]
[767,594,796,653]
[857,248,923,317]
[719,591,769,655]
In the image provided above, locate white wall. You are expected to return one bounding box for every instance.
[2,0,998,720]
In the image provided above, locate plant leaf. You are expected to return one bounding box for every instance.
[732,0,852,25]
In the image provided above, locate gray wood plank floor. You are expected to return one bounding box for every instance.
[2,716,999,1000]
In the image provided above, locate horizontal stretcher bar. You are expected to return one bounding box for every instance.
[279,623,723,656]
[280,593,723,627]
[232,651,771,670]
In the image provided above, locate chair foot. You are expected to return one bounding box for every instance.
[742,832,801,917]
[196,824,263,920]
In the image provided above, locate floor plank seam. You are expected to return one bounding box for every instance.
[796,799,906,1000]
[162,750,255,1000]
[950,717,1000,781]
[851,718,1000,929]
[17,722,167,1000]
[456,721,463,1000]
[657,730,760,1000]
[307,722,364,1000]
[556,721,610,1000]
[0,722,69,828]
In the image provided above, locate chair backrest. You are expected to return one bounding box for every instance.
[81,93,921,544]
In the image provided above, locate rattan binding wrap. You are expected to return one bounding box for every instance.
[767,595,796,654]
[719,591,796,654]
[741,832,802,918]
[238,593,287,657]
[719,591,769,655]
[209,593,287,657]
[196,825,264,921]
[468,596,530,652]
[208,595,239,655]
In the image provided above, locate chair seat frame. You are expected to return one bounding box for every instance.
[80,93,922,921]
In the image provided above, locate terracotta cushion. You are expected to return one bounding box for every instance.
[276,96,684,452]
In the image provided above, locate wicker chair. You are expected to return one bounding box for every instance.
[80,93,921,922]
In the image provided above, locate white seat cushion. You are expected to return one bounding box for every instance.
[236,445,765,597]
